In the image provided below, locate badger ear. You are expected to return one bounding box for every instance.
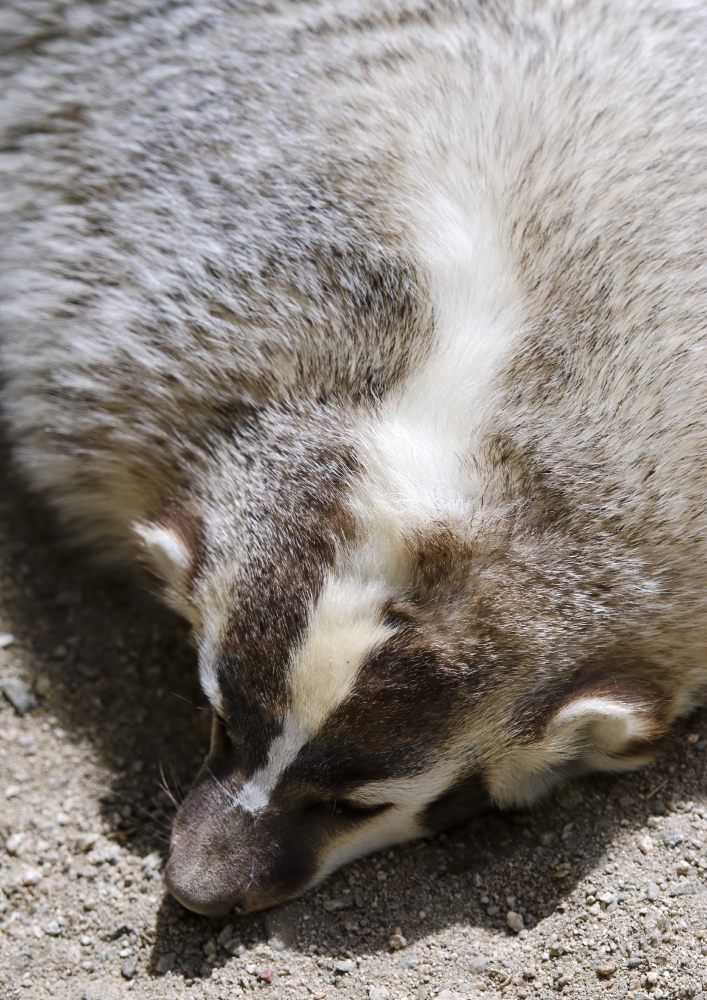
[133,507,203,625]
[487,685,664,809]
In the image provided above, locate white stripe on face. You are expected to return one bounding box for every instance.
[229,573,395,815]
[288,572,395,734]
[231,715,308,814]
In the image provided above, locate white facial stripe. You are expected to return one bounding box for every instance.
[314,756,474,882]
[288,573,395,735]
[232,716,308,815]
[237,192,520,819]
[352,190,522,542]
[315,802,425,882]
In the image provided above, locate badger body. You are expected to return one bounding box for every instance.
[3,0,707,914]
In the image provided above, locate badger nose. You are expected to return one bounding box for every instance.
[164,855,243,917]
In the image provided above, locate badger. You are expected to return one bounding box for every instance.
[2,0,707,915]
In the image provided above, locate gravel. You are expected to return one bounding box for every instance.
[1,457,707,1000]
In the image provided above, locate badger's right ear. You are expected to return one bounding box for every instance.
[133,507,204,626]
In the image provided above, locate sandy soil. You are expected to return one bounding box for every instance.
[1,444,707,1000]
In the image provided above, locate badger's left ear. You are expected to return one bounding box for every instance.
[487,684,666,809]
[133,505,204,625]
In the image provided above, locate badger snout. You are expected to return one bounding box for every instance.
[165,766,321,916]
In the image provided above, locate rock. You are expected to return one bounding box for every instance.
[643,907,669,945]
[354,888,365,908]
[335,960,355,974]
[522,967,538,979]
[34,675,51,697]
[77,662,100,680]
[645,882,661,901]
[646,971,659,986]
[662,829,684,849]
[389,933,407,950]
[140,851,161,871]
[74,833,98,853]
[155,952,176,974]
[669,882,698,896]
[676,859,692,874]
[368,988,390,1000]
[43,921,61,937]
[322,897,353,912]
[216,924,234,946]
[506,911,525,933]
[225,940,246,956]
[2,678,36,716]
[88,845,119,866]
[5,832,25,855]
[21,866,43,886]
[258,968,274,982]
[263,902,300,948]
[0,633,14,648]
[121,955,138,980]
[595,963,616,977]
[4,785,20,799]
[637,835,653,854]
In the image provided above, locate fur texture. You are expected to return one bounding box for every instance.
[3,0,707,914]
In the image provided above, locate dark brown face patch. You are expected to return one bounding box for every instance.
[206,402,359,773]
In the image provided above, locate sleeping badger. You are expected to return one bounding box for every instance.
[3,0,707,915]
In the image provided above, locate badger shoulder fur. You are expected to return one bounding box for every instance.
[3,0,707,914]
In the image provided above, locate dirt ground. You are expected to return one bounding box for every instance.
[1,442,707,1000]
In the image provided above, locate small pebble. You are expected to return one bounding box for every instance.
[368,988,391,1000]
[258,968,274,983]
[662,829,684,848]
[121,955,138,979]
[0,633,14,648]
[216,924,234,946]
[506,910,525,933]
[389,933,407,950]
[43,921,61,937]
[155,952,176,974]
[33,675,51,697]
[21,867,43,886]
[5,832,25,855]
[637,834,653,854]
[2,677,36,716]
[595,963,616,977]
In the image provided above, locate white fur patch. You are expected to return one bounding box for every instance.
[232,574,395,814]
[289,573,395,734]
[351,190,522,545]
[236,187,524,817]
[134,522,190,581]
[314,757,469,880]
[232,716,308,815]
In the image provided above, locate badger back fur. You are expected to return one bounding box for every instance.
[3,0,707,914]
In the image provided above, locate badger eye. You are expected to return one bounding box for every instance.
[328,799,391,819]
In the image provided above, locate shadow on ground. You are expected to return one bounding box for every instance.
[1,439,706,983]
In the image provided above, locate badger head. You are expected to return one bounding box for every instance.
[136,403,668,916]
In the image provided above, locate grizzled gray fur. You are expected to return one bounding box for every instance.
[3,0,707,915]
